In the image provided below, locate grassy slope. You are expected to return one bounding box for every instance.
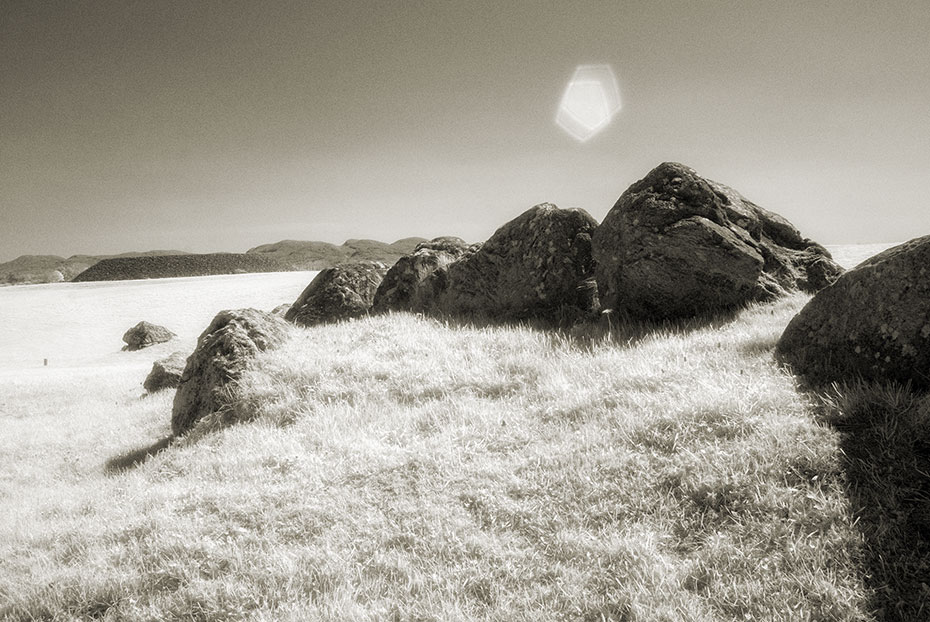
[0,295,886,621]
[1,243,927,621]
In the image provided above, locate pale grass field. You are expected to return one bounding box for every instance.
[824,243,900,271]
[0,270,318,373]
[1,243,927,621]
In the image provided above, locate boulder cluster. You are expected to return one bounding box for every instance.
[284,163,842,325]
[158,161,927,437]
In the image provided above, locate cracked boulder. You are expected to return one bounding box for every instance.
[372,237,470,313]
[592,162,843,320]
[438,203,598,322]
[284,262,388,326]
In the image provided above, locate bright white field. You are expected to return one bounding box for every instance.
[0,271,318,375]
[824,242,899,270]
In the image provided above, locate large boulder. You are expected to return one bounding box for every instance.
[284,262,388,327]
[143,351,187,393]
[438,203,598,321]
[371,237,470,313]
[592,163,843,320]
[171,309,288,436]
[776,236,930,390]
[122,321,176,351]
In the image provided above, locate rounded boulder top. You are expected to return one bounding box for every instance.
[776,235,930,390]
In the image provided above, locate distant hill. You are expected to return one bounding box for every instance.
[246,237,426,270]
[1,238,429,285]
[72,254,295,282]
[0,250,190,286]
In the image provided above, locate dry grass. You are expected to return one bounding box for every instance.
[1,246,926,621]
[5,291,916,621]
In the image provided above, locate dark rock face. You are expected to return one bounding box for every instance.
[438,203,599,321]
[284,262,388,326]
[122,321,176,351]
[143,351,187,392]
[592,162,843,320]
[371,237,470,313]
[171,309,288,436]
[776,236,930,390]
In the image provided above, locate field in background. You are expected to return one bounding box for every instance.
[0,271,317,373]
[1,243,926,621]
[825,242,899,270]
[0,242,899,373]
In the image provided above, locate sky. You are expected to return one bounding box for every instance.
[2,0,929,261]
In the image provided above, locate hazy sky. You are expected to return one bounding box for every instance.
[2,1,929,261]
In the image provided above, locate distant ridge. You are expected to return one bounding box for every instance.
[0,238,429,285]
[0,250,190,286]
[245,237,426,270]
[72,254,295,282]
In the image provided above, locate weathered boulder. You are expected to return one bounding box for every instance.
[438,203,598,321]
[143,351,187,392]
[776,236,930,390]
[122,321,176,351]
[284,262,388,326]
[171,309,288,436]
[592,162,843,320]
[371,237,470,313]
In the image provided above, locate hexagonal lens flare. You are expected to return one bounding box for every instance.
[556,64,622,142]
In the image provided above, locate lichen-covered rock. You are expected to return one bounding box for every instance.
[372,237,470,313]
[284,262,388,326]
[122,321,176,351]
[143,351,187,392]
[439,203,598,321]
[776,236,930,390]
[171,309,288,436]
[593,162,843,320]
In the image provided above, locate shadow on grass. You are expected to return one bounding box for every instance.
[423,302,746,352]
[105,436,174,473]
[815,381,930,620]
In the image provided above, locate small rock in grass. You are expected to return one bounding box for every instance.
[122,321,176,351]
[143,351,187,392]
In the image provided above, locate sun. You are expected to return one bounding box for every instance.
[556,64,622,142]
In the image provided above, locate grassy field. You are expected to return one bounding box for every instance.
[1,244,927,621]
[0,271,317,372]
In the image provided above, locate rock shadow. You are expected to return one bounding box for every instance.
[814,381,930,619]
[416,302,745,352]
[104,436,174,473]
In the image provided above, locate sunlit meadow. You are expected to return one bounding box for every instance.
[1,244,926,621]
